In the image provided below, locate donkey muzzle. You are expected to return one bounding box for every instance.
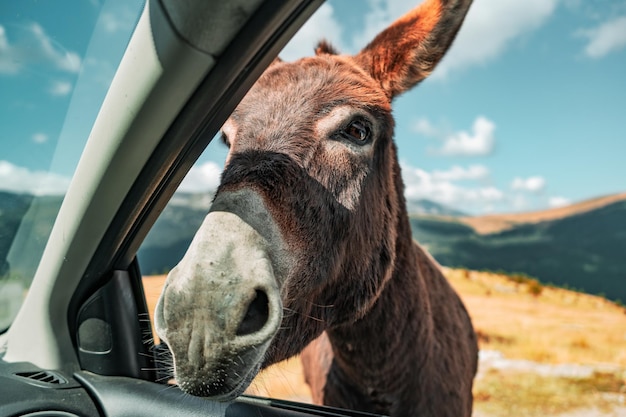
[154,208,283,399]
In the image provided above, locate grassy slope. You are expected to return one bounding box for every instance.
[411,199,626,302]
[142,269,626,414]
[445,268,626,366]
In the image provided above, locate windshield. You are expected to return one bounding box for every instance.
[0,0,143,330]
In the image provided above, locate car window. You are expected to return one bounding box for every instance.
[0,0,144,331]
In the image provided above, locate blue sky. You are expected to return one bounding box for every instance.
[1,0,625,215]
[0,0,141,193]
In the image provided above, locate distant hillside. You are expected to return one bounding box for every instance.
[0,191,33,276]
[459,192,626,234]
[0,192,62,280]
[2,189,624,303]
[0,190,211,278]
[411,195,626,302]
[137,193,210,274]
[407,199,466,217]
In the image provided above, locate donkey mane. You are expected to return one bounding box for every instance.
[155,1,477,415]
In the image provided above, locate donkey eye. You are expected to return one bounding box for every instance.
[220,132,231,148]
[343,119,371,144]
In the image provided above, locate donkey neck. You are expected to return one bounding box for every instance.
[326,204,437,385]
[322,204,476,415]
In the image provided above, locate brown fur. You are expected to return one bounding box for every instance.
[227,1,477,415]
[161,1,477,415]
[228,0,476,415]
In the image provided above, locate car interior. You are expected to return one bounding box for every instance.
[0,0,382,415]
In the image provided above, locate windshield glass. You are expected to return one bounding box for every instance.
[0,0,143,330]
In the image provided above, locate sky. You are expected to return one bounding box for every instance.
[0,0,142,193]
[1,0,625,215]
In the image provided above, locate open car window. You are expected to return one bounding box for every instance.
[135,0,626,413]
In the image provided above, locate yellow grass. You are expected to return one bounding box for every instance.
[142,268,626,414]
[475,369,626,417]
[143,274,165,343]
[445,268,626,367]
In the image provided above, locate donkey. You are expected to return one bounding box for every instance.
[155,0,477,415]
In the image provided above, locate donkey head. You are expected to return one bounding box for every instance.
[155,0,471,399]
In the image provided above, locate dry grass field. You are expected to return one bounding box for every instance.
[142,268,626,416]
[446,268,626,367]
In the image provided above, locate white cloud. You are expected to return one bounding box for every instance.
[0,160,70,195]
[280,0,558,78]
[0,23,81,75]
[434,0,559,79]
[345,0,558,79]
[510,193,529,211]
[479,187,505,201]
[351,0,412,51]
[178,161,222,193]
[437,116,496,156]
[101,7,138,34]
[431,165,489,182]
[415,116,496,157]
[578,16,626,58]
[401,162,503,211]
[29,23,81,72]
[413,118,440,137]
[280,3,345,61]
[399,163,562,214]
[549,196,571,208]
[0,25,20,74]
[32,133,48,144]
[49,80,72,96]
[511,176,546,193]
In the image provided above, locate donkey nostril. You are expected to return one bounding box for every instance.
[236,289,270,336]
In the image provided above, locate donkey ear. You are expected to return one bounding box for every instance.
[355,0,472,98]
[315,40,339,56]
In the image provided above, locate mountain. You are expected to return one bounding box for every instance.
[458,192,626,235]
[0,192,62,280]
[410,193,626,302]
[0,191,33,276]
[406,199,466,217]
[137,192,212,274]
[0,190,212,278]
[2,189,624,303]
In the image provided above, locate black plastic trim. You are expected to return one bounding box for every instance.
[14,370,68,386]
[74,371,385,417]
[240,396,385,416]
[0,361,99,417]
[75,268,155,381]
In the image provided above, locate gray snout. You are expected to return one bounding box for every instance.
[154,210,283,399]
